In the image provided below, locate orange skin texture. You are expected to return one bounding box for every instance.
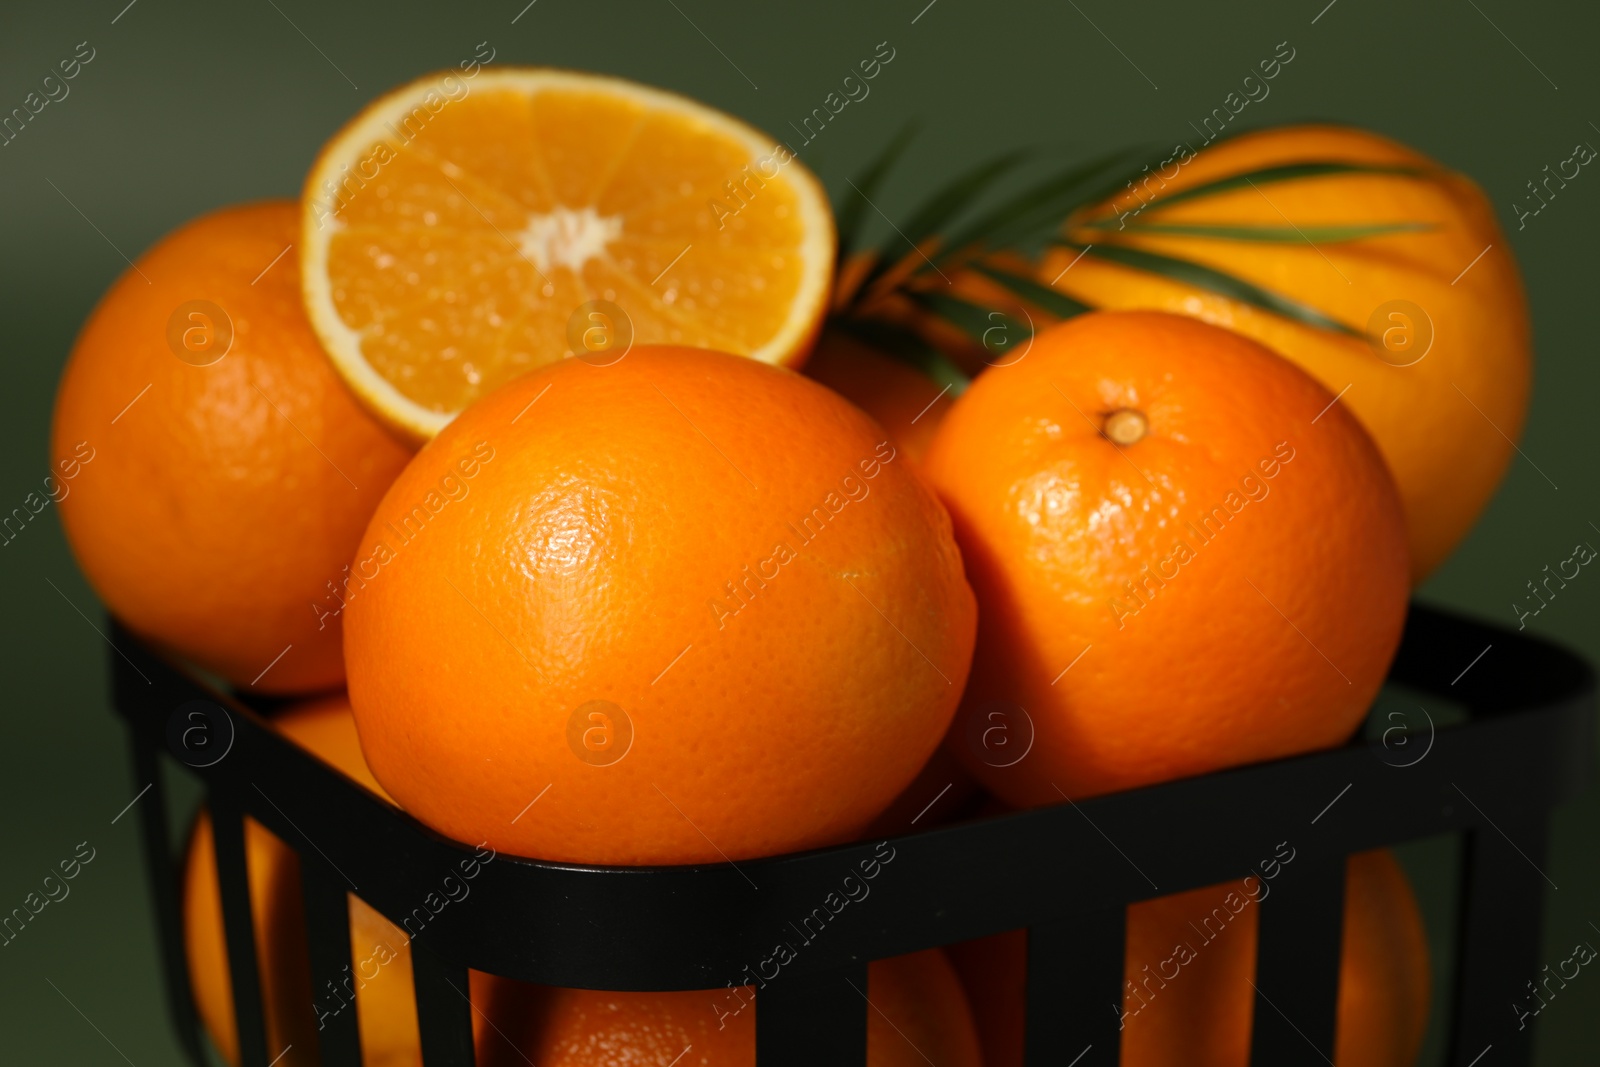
[1039,124,1530,582]
[923,312,1409,803]
[183,695,515,1067]
[344,345,977,865]
[50,201,413,693]
[498,949,982,1067]
[802,330,953,464]
[951,849,1430,1067]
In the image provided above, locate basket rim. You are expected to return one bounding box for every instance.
[111,600,1596,991]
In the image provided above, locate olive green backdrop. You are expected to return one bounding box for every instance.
[2,0,1596,1063]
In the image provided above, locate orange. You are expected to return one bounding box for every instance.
[802,330,954,464]
[50,201,413,694]
[342,345,977,865]
[183,694,518,1066]
[301,68,835,441]
[1039,124,1529,581]
[923,311,1409,803]
[951,849,1430,1067]
[494,949,982,1067]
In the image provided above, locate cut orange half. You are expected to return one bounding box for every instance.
[300,68,835,440]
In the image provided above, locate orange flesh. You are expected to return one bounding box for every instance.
[320,84,813,415]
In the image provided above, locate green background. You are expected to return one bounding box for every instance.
[1,0,1596,1063]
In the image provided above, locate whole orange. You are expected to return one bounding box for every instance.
[50,202,412,693]
[802,330,955,463]
[343,345,977,865]
[496,949,982,1067]
[183,694,518,1066]
[1040,124,1529,581]
[923,311,1409,803]
[951,849,1430,1067]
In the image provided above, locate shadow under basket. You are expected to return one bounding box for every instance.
[110,602,1595,1067]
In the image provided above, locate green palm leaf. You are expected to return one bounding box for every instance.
[969,262,1095,319]
[935,145,1157,260]
[1131,161,1426,213]
[896,150,1029,252]
[1067,242,1362,337]
[836,123,919,263]
[829,317,971,393]
[826,133,1432,385]
[1078,220,1434,243]
[905,290,1034,364]
[852,149,1026,298]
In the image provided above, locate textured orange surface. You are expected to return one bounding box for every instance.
[1040,124,1530,581]
[923,312,1409,803]
[500,949,982,1067]
[343,345,977,864]
[50,201,413,693]
[953,849,1431,1067]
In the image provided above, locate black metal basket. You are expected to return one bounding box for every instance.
[111,602,1595,1067]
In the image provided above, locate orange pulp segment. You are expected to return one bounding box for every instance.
[301,67,835,439]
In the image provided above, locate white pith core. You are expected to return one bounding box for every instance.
[517,206,623,273]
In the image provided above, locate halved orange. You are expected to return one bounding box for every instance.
[301,68,835,440]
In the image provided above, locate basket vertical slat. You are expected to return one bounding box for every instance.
[102,607,1596,1066]
[300,866,363,1066]
[1025,910,1125,1064]
[212,795,273,1067]
[126,732,210,1066]
[1247,854,1346,1065]
[1448,817,1551,1067]
[412,941,477,1066]
[755,961,869,1065]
